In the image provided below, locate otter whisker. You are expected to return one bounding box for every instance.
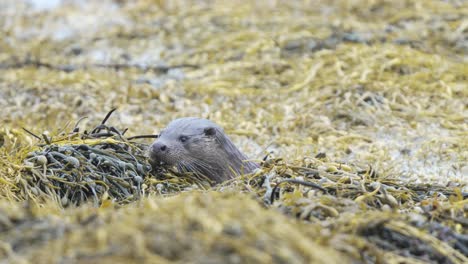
[178,160,197,173]
[177,155,213,171]
[179,161,206,179]
[185,156,217,171]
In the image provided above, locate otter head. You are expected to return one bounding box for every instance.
[149,117,258,183]
[150,117,222,170]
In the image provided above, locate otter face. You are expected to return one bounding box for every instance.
[149,117,220,170]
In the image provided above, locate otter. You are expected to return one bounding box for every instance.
[149,117,259,183]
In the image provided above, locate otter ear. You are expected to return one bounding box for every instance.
[204,127,216,136]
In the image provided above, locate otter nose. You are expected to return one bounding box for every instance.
[152,142,167,152]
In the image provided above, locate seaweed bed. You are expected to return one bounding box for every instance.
[0,0,467,263]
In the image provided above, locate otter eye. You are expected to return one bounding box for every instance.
[179,136,188,143]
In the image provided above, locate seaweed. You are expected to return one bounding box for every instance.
[0,0,467,263]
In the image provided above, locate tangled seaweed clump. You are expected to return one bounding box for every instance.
[256,157,467,262]
[23,141,151,206]
[18,111,150,205]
